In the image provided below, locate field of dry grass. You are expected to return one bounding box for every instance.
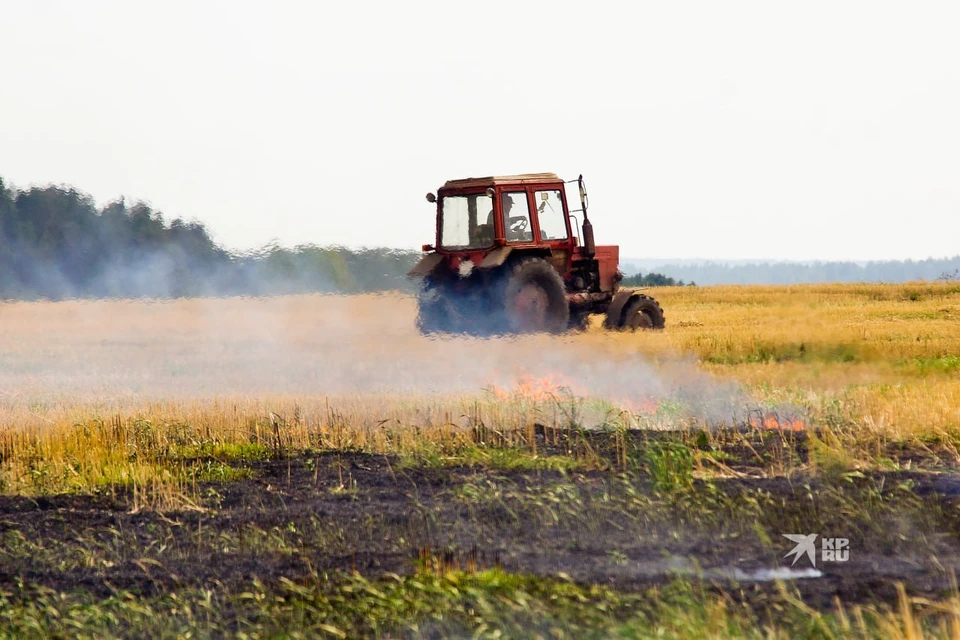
[2,283,960,637]
[2,283,958,467]
[648,282,960,436]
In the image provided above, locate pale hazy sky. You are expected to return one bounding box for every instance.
[1,1,957,261]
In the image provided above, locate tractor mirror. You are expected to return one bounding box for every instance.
[578,175,589,213]
[426,193,437,203]
[485,187,495,198]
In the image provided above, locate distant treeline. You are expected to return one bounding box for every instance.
[3,178,956,300]
[621,272,693,287]
[640,258,960,286]
[0,179,418,300]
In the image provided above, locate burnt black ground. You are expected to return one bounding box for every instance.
[3,430,960,613]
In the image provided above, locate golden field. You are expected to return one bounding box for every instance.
[4,283,960,638]
[655,282,960,437]
[0,282,958,495]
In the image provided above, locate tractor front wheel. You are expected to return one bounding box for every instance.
[620,294,665,330]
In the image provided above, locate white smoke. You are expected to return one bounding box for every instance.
[0,292,800,429]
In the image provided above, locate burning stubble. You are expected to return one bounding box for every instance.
[0,292,801,429]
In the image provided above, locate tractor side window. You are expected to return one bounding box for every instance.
[535,190,568,241]
[502,192,533,243]
[440,194,494,250]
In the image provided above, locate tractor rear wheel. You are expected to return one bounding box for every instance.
[501,258,570,333]
[620,294,665,330]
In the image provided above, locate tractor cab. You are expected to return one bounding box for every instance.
[416,173,588,282]
[425,173,574,259]
[408,172,664,336]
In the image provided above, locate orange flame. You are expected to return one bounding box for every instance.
[488,375,663,416]
[749,416,806,431]
[619,397,660,415]
[489,371,581,402]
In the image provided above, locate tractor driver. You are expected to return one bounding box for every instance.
[502,194,532,242]
[486,194,530,242]
[485,195,511,226]
[501,194,515,241]
[484,195,513,239]
[488,193,514,225]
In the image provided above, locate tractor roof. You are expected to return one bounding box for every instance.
[441,173,562,189]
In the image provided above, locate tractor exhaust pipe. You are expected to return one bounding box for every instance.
[582,218,596,260]
[578,174,596,259]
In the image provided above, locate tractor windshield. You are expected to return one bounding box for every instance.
[439,193,495,250]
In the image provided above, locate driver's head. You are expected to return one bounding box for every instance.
[502,194,514,214]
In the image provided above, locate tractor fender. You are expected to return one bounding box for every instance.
[406,252,445,278]
[603,289,639,329]
[479,246,513,269]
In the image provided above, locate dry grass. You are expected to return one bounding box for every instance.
[645,282,960,438]
[4,285,960,636]
[650,282,960,366]
[1,283,959,495]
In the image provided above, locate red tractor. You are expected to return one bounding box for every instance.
[408,173,665,336]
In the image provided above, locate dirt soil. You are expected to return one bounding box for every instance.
[4,433,960,612]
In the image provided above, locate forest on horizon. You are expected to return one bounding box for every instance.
[1,177,956,300]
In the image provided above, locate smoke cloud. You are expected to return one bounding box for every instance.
[0,293,798,429]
